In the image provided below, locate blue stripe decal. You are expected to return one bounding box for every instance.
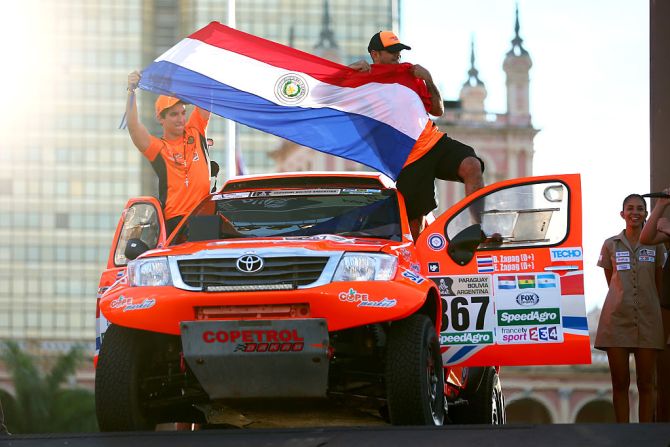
[562,316,588,331]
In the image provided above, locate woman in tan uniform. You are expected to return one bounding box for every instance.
[595,194,665,423]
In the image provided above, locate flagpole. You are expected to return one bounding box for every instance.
[226,0,237,179]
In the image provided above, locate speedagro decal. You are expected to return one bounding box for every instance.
[440,331,493,345]
[497,308,561,326]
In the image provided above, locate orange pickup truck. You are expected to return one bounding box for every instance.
[94,171,590,431]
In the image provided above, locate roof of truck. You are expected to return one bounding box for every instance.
[220,171,396,192]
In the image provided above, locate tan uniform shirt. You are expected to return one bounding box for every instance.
[595,231,665,350]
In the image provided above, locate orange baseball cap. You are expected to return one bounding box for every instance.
[367,31,411,52]
[155,95,183,118]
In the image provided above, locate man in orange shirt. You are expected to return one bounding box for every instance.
[351,31,485,240]
[126,71,213,235]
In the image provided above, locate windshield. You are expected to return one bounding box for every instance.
[171,188,402,245]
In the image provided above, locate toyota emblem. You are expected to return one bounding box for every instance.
[236,254,264,273]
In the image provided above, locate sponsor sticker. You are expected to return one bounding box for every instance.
[515,292,540,306]
[639,255,655,263]
[428,262,440,273]
[440,331,493,345]
[550,247,583,261]
[402,270,425,284]
[249,189,341,197]
[640,248,656,256]
[427,233,446,251]
[497,308,561,326]
[497,325,563,344]
[616,263,631,271]
[616,256,630,263]
[338,288,397,308]
[616,251,630,257]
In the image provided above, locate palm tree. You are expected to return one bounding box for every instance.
[0,341,98,433]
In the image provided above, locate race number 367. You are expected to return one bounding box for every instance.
[440,296,492,332]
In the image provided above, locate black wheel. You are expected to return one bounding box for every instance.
[450,366,505,424]
[95,325,158,431]
[386,314,445,425]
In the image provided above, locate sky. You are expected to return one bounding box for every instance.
[402,0,650,311]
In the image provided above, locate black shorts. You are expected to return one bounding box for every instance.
[396,135,484,220]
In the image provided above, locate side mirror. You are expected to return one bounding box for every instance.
[125,238,150,261]
[447,224,486,266]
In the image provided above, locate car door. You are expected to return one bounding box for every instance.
[415,174,590,367]
[95,197,166,363]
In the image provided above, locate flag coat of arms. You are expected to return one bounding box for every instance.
[536,273,557,288]
[517,275,536,289]
[498,276,516,289]
[137,22,432,180]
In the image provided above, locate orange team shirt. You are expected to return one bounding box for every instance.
[402,75,444,168]
[142,108,211,220]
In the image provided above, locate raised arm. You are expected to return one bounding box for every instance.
[640,187,670,245]
[126,71,152,153]
[411,64,444,117]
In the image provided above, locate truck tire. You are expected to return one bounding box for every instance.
[451,366,505,424]
[386,314,445,425]
[95,325,157,431]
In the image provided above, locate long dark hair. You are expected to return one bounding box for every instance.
[622,193,647,211]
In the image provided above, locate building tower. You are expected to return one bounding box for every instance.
[503,4,533,125]
[459,37,488,122]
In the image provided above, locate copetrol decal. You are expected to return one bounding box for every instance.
[515,292,540,306]
[402,270,425,284]
[497,308,561,326]
[427,233,446,251]
[338,288,397,308]
[203,329,303,343]
[550,247,583,261]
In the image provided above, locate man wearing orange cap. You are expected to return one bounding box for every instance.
[351,31,485,240]
[126,70,213,235]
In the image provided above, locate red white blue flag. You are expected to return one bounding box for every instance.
[138,22,431,180]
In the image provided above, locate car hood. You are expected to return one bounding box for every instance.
[146,235,404,258]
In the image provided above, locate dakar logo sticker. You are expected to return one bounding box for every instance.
[274,73,309,104]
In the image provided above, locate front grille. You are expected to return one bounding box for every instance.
[178,256,329,289]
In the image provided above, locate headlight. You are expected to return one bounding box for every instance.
[332,253,397,282]
[128,257,172,287]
